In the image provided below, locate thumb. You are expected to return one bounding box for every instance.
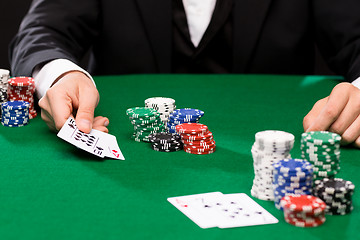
[75,84,99,133]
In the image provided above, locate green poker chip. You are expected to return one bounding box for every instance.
[126,107,159,118]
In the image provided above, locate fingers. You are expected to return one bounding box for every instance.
[92,116,110,133]
[75,82,99,133]
[305,84,350,132]
[303,82,360,147]
[38,71,100,133]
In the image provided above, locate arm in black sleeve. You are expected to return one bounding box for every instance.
[313,0,360,81]
[9,0,100,76]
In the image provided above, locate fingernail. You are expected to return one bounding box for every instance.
[104,120,109,127]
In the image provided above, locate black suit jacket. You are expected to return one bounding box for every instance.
[9,0,360,81]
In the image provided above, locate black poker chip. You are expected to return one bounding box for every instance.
[148,132,182,144]
[313,178,355,215]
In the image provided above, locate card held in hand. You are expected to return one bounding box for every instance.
[57,117,125,160]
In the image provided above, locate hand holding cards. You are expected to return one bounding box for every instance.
[57,117,125,160]
[168,192,278,228]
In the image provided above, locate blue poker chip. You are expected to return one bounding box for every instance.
[1,100,30,111]
[1,122,29,127]
[170,108,204,118]
[273,158,313,175]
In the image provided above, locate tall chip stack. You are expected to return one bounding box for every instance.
[175,123,216,154]
[280,195,326,227]
[126,107,165,142]
[250,130,295,201]
[313,178,355,215]
[167,108,204,133]
[145,97,176,125]
[272,158,313,209]
[300,131,341,180]
[0,69,10,119]
[7,77,37,119]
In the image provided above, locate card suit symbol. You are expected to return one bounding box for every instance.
[176,199,188,207]
[112,149,120,158]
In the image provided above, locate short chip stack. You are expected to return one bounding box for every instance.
[280,195,326,227]
[126,107,165,142]
[167,108,204,133]
[251,130,294,201]
[148,132,183,152]
[145,97,176,124]
[8,77,37,119]
[175,123,216,154]
[301,131,341,180]
[0,69,10,119]
[313,178,355,215]
[1,101,30,127]
[272,158,313,209]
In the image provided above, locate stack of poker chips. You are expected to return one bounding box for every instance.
[8,76,37,119]
[313,178,355,215]
[301,131,341,180]
[272,158,313,209]
[280,195,326,227]
[251,130,294,201]
[145,97,176,124]
[0,69,10,119]
[167,108,204,133]
[175,123,216,154]
[1,101,30,127]
[126,107,165,142]
[148,132,183,152]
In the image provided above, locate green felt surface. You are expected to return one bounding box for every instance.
[0,74,359,240]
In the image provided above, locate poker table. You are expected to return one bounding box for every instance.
[0,74,359,240]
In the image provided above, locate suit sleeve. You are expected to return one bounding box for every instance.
[313,0,360,81]
[9,0,100,76]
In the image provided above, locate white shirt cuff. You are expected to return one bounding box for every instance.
[352,77,360,90]
[32,59,95,99]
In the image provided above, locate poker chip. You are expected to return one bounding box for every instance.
[175,123,216,155]
[300,131,341,180]
[280,195,326,227]
[145,97,176,124]
[313,178,355,215]
[126,107,165,142]
[148,132,184,152]
[167,108,204,133]
[7,76,37,119]
[272,158,313,209]
[0,69,10,120]
[1,100,30,127]
[251,130,295,201]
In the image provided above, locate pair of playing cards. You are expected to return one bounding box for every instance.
[168,192,278,228]
[57,117,125,160]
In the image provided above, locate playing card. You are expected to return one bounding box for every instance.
[210,193,279,228]
[57,117,125,160]
[167,192,224,228]
[167,192,278,229]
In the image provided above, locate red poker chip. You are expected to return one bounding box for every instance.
[184,140,216,148]
[182,138,214,146]
[284,214,326,227]
[181,131,213,141]
[280,195,326,214]
[184,146,216,152]
[176,123,208,134]
[185,148,216,155]
[8,77,35,87]
[284,209,325,219]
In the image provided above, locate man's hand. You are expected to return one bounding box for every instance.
[303,82,360,147]
[38,71,109,133]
